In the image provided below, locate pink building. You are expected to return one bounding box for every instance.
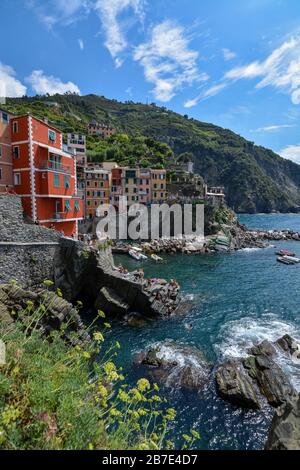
[0,109,14,192]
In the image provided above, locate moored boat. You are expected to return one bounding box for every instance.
[151,254,164,262]
[277,255,300,265]
[276,249,296,257]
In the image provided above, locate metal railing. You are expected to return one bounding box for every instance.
[39,161,72,174]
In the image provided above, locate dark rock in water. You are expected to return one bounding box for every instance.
[216,335,298,410]
[275,334,300,359]
[215,359,261,409]
[95,286,130,316]
[265,394,300,450]
[248,339,276,357]
[124,312,149,327]
[136,341,211,390]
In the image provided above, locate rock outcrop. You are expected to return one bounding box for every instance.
[265,395,300,450]
[215,336,299,409]
[136,341,211,389]
[0,283,90,345]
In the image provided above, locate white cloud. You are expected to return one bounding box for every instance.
[134,20,207,102]
[280,144,300,164]
[94,0,145,67]
[0,62,27,98]
[225,36,300,104]
[222,48,237,61]
[26,70,80,95]
[28,0,91,28]
[252,124,297,133]
[184,83,227,108]
[78,38,84,50]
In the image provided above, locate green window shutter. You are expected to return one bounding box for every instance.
[74,200,80,211]
[64,176,70,189]
[54,173,60,187]
[64,200,71,212]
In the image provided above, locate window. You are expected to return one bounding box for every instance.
[86,181,90,187]
[13,121,18,133]
[13,146,19,159]
[74,200,80,211]
[54,173,60,188]
[14,173,21,185]
[0,146,2,158]
[0,169,2,180]
[87,190,90,196]
[154,184,157,189]
[64,200,71,212]
[100,182,104,187]
[87,201,91,206]
[48,130,56,143]
[64,176,70,189]
[1,112,8,123]
[161,193,164,198]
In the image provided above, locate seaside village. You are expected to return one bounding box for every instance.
[0,107,225,243]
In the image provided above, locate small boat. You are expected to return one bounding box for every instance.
[277,256,300,265]
[276,249,296,257]
[129,249,147,261]
[132,245,143,252]
[151,254,164,262]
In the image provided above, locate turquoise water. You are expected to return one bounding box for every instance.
[108,214,300,450]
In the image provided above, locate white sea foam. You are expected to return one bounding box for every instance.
[215,314,300,390]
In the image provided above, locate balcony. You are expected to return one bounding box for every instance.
[39,160,72,174]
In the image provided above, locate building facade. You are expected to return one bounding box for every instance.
[87,121,116,139]
[123,168,138,204]
[110,167,123,209]
[10,114,83,237]
[85,165,111,218]
[151,169,167,203]
[0,109,14,193]
[67,133,87,165]
[138,168,151,204]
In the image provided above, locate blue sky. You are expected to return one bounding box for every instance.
[1,0,300,162]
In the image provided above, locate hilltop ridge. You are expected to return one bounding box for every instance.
[4,93,300,213]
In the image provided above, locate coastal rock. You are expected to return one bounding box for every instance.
[95,287,130,316]
[216,336,298,410]
[215,359,261,409]
[275,334,300,359]
[0,283,90,345]
[137,341,211,390]
[265,395,300,450]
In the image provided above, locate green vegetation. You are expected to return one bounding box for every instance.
[0,284,199,450]
[5,93,300,213]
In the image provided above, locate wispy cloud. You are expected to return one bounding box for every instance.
[184,83,226,108]
[78,38,84,50]
[27,0,91,29]
[280,144,300,164]
[222,48,237,61]
[26,70,80,95]
[134,20,207,102]
[0,62,27,97]
[94,0,145,67]
[252,124,297,133]
[225,35,300,104]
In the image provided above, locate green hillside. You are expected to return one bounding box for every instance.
[4,93,300,213]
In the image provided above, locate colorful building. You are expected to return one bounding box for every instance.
[123,168,138,204]
[87,121,116,139]
[67,133,87,165]
[110,167,123,209]
[138,168,151,204]
[151,169,167,203]
[10,114,83,237]
[0,109,14,193]
[84,165,111,218]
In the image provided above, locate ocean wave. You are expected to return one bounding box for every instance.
[215,314,300,390]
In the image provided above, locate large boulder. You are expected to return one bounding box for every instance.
[215,336,298,410]
[136,341,211,390]
[215,359,261,409]
[265,395,300,450]
[95,286,130,316]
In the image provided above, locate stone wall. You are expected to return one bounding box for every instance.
[0,194,60,287]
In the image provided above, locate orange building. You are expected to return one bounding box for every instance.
[151,169,167,203]
[10,114,83,237]
[0,109,14,192]
[138,168,151,204]
[87,121,116,139]
[84,165,111,218]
